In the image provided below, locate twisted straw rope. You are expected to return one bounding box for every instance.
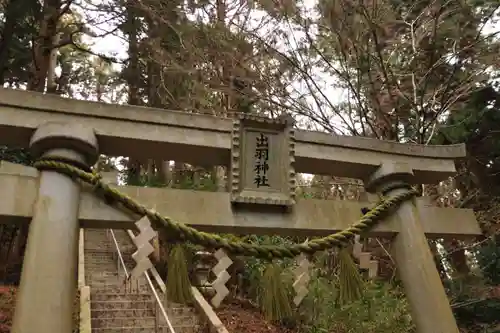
[34,158,417,260]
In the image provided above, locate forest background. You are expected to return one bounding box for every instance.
[0,0,500,332]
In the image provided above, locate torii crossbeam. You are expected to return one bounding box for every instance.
[0,87,482,333]
[0,161,479,238]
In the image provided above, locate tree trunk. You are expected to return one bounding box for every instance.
[211,166,226,192]
[28,0,61,92]
[124,0,141,105]
[146,159,155,184]
[46,33,61,93]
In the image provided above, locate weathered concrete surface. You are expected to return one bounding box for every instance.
[79,286,91,333]
[367,163,460,333]
[191,287,230,333]
[12,123,98,333]
[78,229,85,289]
[0,162,481,238]
[0,88,465,183]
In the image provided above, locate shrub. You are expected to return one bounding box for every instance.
[300,279,414,333]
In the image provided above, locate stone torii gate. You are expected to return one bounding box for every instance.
[0,88,481,333]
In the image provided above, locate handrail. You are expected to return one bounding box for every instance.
[108,229,175,333]
[145,270,177,333]
[108,229,129,279]
[123,229,230,333]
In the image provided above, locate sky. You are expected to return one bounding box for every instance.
[85,1,500,118]
[82,0,500,137]
[84,0,347,132]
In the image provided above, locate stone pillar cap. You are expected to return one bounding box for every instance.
[365,163,415,193]
[30,122,99,166]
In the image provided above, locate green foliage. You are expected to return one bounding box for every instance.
[123,166,219,192]
[0,147,32,166]
[0,147,33,282]
[449,277,500,331]
[454,298,500,330]
[439,86,500,146]
[238,235,381,330]
[476,237,500,286]
[0,0,41,86]
[439,86,500,290]
[173,174,218,192]
[241,235,297,300]
[301,280,414,333]
[166,244,193,304]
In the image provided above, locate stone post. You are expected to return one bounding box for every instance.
[12,123,98,333]
[365,163,459,333]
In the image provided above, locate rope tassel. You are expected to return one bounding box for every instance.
[166,244,193,304]
[337,247,364,305]
[260,263,293,322]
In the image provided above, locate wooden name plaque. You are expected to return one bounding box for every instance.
[230,114,296,207]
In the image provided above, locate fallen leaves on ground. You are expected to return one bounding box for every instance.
[0,285,80,333]
[0,286,16,333]
[216,300,299,333]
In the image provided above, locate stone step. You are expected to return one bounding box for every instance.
[86,263,134,270]
[85,256,135,266]
[90,285,150,293]
[91,293,153,302]
[92,317,156,328]
[85,271,128,278]
[92,311,197,324]
[85,235,109,239]
[91,324,201,333]
[91,300,197,316]
[85,260,119,264]
[85,257,116,263]
[88,288,150,296]
[84,228,203,333]
[86,268,122,274]
[85,268,122,274]
[86,267,118,278]
[91,315,198,328]
[85,274,122,282]
[85,259,116,264]
[85,252,114,256]
[85,229,110,236]
[85,244,113,249]
[87,275,143,281]
[91,308,153,318]
[92,300,155,311]
[86,280,130,288]
[85,266,124,272]
[85,241,112,247]
[85,256,119,261]
[85,248,134,255]
[91,301,196,316]
[84,251,116,256]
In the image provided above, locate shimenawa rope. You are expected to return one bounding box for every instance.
[33,158,418,260]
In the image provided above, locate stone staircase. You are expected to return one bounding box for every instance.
[84,228,202,333]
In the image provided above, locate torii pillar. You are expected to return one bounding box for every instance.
[12,123,98,333]
[366,163,459,333]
